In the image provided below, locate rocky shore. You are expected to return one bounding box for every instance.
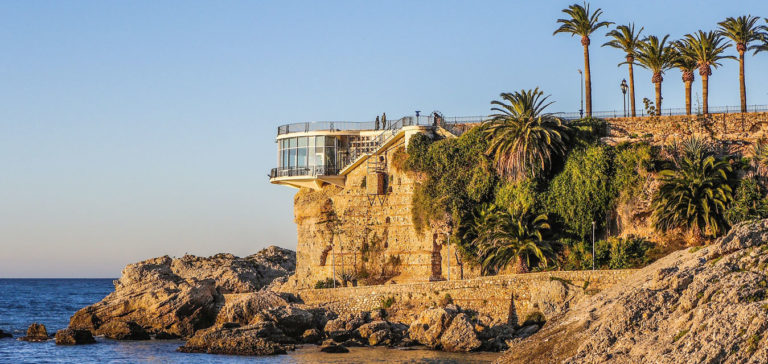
[63,244,530,356]
[499,219,768,363]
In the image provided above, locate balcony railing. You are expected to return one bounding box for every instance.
[270,165,340,179]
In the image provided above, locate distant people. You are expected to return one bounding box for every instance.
[382,113,387,129]
[375,116,380,130]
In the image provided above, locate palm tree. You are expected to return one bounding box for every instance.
[755,18,768,54]
[554,2,613,118]
[634,35,675,114]
[484,88,569,181]
[603,23,643,117]
[680,31,734,115]
[465,204,554,274]
[718,16,765,113]
[672,41,699,115]
[653,137,734,241]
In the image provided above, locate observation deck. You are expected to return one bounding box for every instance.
[269,114,487,190]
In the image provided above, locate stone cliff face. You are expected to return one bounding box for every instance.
[293,145,474,289]
[498,218,768,364]
[68,246,295,338]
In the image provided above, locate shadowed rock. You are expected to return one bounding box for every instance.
[55,329,96,345]
[20,323,48,342]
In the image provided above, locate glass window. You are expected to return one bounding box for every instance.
[298,147,307,168]
[325,147,336,167]
[298,137,307,147]
[288,148,295,168]
[289,138,297,148]
[325,137,335,147]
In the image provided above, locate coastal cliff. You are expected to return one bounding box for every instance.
[499,218,768,363]
[68,246,296,338]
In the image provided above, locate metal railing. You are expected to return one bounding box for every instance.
[270,165,340,179]
[554,104,768,119]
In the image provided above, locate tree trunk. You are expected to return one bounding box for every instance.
[583,44,592,118]
[655,81,662,115]
[702,74,709,115]
[685,80,692,115]
[514,255,529,274]
[628,62,636,117]
[739,51,746,113]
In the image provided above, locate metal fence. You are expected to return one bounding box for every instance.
[277,104,768,136]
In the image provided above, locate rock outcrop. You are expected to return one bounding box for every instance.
[178,322,295,356]
[499,219,768,363]
[20,323,49,342]
[55,329,96,345]
[68,246,295,339]
[0,330,11,339]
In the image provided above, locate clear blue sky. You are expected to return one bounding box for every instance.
[2,1,767,277]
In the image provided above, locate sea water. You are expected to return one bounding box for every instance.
[0,279,498,363]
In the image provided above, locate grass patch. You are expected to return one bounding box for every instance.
[689,246,703,253]
[673,329,689,343]
[380,296,395,309]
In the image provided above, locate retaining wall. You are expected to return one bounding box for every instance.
[298,269,636,325]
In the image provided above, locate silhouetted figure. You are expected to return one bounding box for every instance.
[375,116,380,130]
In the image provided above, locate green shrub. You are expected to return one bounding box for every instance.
[613,142,653,204]
[726,176,768,225]
[314,278,339,289]
[406,127,496,233]
[494,178,541,216]
[380,296,396,309]
[546,144,613,239]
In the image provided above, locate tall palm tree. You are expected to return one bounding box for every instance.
[554,2,613,118]
[755,18,768,54]
[634,35,675,114]
[653,137,734,241]
[718,16,765,113]
[680,31,734,115]
[603,23,643,117]
[484,88,569,181]
[466,204,554,274]
[672,41,699,115]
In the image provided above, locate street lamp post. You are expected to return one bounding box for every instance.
[592,220,596,270]
[578,69,584,118]
[620,79,628,117]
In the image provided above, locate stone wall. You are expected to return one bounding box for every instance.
[298,269,636,326]
[293,133,477,289]
[605,112,768,150]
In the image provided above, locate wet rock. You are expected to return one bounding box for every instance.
[99,321,150,340]
[408,307,456,348]
[341,338,365,347]
[440,313,481,352]
[324,312,368,341]
[54,329,95,345]
[0,330,11,339]
[20,323,48,342]
[154,332,181,340]
[319,340,349,353]
[179,322,294,356]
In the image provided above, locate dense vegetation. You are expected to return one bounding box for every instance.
[404,94,768,274]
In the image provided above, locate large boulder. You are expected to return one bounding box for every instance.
[408,307,456,348]
[55,329,96,345]
[356,320,390,339]
[319,340,349,353]
[215,291,289,326]
[440,313,481,352]
[261,305,314,338]
[68,246,296,339]
[20,323,48,342]
[499,219,768,363]
[178,322,294,356]
[324,312,368,341]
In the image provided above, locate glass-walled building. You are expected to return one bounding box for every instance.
[276,135,341,177]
